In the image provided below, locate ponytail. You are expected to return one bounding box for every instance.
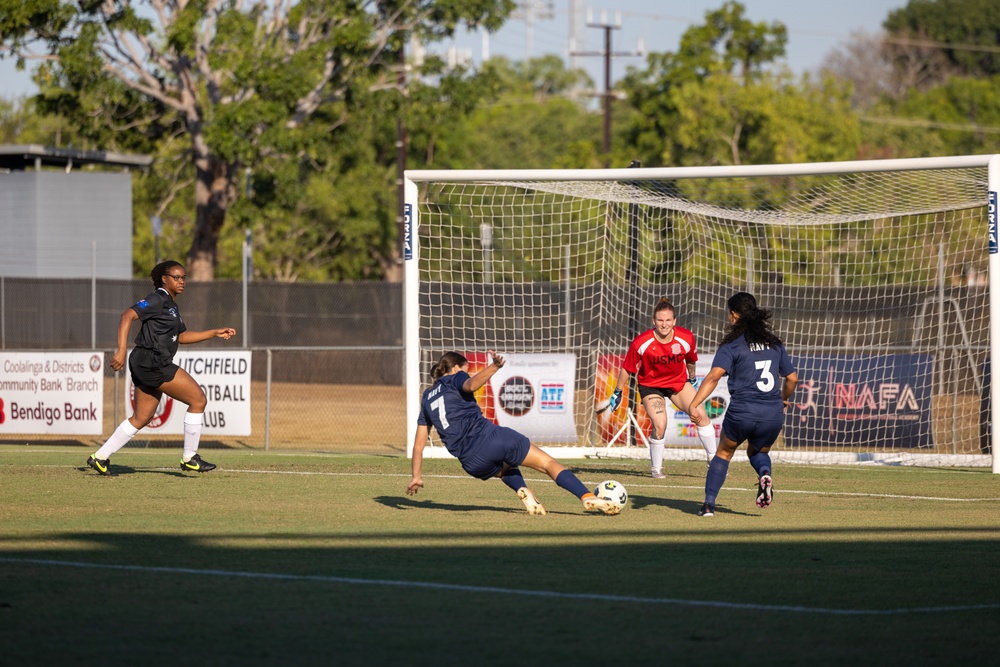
[720,292,783,349]
[430,352,468,381]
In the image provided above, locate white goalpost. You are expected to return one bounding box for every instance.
[404,155,1000,471]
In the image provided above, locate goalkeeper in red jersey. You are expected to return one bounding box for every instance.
[607,297,718,478]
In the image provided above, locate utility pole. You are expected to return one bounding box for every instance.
[511,1,555,61]
[570,11,644,164]
[396,38,408,281]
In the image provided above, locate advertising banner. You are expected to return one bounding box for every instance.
[0,352,104,434]
[487,353,577,442]
[124,350,252,436]
[594,354,729,445]
[784,354,932,448]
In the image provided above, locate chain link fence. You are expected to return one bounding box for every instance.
[0,277,404,453]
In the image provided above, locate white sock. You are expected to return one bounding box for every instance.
[649,437,665,472]
[698,424,718,461]
[95,419,140,460]
[183,412,204,461]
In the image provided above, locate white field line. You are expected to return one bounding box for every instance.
[11,463,1000,503]
[209,468,1000,503]
[1,556,997,616]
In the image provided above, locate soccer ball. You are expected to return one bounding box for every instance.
[594,479,628,511]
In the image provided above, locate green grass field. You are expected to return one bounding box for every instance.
[2,445,999,666]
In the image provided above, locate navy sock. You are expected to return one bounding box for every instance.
[501,467,527,492]
[555,469,590,499]
[705,456,730,506]
[748,451,772,477]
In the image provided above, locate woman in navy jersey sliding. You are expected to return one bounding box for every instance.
[86,260,236,477]
[687,292,798,517]
[406,350,619,515]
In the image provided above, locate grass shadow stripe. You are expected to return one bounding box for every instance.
[3,556,997,616]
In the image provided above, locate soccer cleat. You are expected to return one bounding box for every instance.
[698,502,715,517]
[756,474,773,508]
[582,494,621,515]
[180,453,217,472]
[516,488,547,515]
[86,455,116,477]
[651,467,666,479]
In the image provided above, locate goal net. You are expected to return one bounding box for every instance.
[404,156,999,469]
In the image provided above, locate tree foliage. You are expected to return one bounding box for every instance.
[884,0,1000,79]
[0,0,516,280]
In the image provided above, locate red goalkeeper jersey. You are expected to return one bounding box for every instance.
[622,326,698,391]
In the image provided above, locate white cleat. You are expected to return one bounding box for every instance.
[517,488,547,515]
[651,467,666,479]
[583,495,621,515]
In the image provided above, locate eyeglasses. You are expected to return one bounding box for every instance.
[165,274,189,282]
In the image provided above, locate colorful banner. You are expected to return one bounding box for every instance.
[0,352,104,434]
[487,353,577,442]
[594,354,729,445]
[124,350,252,436]
[784,354,932,448]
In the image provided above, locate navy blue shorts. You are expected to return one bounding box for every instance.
[460,426,531,480]
[129,347,180,390]
[721,415,784,452]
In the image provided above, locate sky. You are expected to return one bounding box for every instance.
[0,0,909,100]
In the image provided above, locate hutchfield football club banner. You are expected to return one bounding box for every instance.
[0,352,104,434]
[784,354,932,449]
[124,349,252,436]
[486,353,577,442]
[594,354,729,446]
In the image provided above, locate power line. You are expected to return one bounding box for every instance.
[859,115,1000,135]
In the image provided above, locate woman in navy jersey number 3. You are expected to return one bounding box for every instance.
[687,292,798,517]
[86,260,237,477]
[407,350,620,515]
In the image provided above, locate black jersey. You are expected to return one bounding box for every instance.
[130,288,187,359]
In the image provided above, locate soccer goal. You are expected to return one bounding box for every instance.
[404,155,1000,471]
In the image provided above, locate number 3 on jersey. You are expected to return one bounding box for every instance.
[754,360,775,392]
[430,396,450,429]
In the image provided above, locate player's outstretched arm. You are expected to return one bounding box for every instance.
[463,349,505,394]
[406,424,430,495]
[178,327,237,344]
[688,367,726,418]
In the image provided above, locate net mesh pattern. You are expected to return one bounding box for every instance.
[414,166,990,458]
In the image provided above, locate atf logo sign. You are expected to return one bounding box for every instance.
[404,203,414,260]
[538,382,567,413]
[990,191,997,255]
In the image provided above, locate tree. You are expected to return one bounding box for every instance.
[414,55,601,170]
[884,0,1000,80]
[818,30,955,110]
[0,0,515,280]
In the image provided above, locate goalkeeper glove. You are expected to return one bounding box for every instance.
[608,388,623,412]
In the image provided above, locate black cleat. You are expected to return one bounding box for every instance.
[180,453,217,473]
[698,502,715,517]
[87,455,117,477]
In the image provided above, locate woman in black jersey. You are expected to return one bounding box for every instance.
[86,260,236,476]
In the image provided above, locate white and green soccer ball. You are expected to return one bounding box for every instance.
[593,479,628,511]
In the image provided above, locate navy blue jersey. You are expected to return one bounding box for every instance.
[712,334,794,422]
[130,288,187,359]
[418,371,492,460]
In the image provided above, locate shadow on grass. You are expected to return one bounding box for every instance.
[374,496,523,513]
[629,494,758,517]
[77,464,195,478]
